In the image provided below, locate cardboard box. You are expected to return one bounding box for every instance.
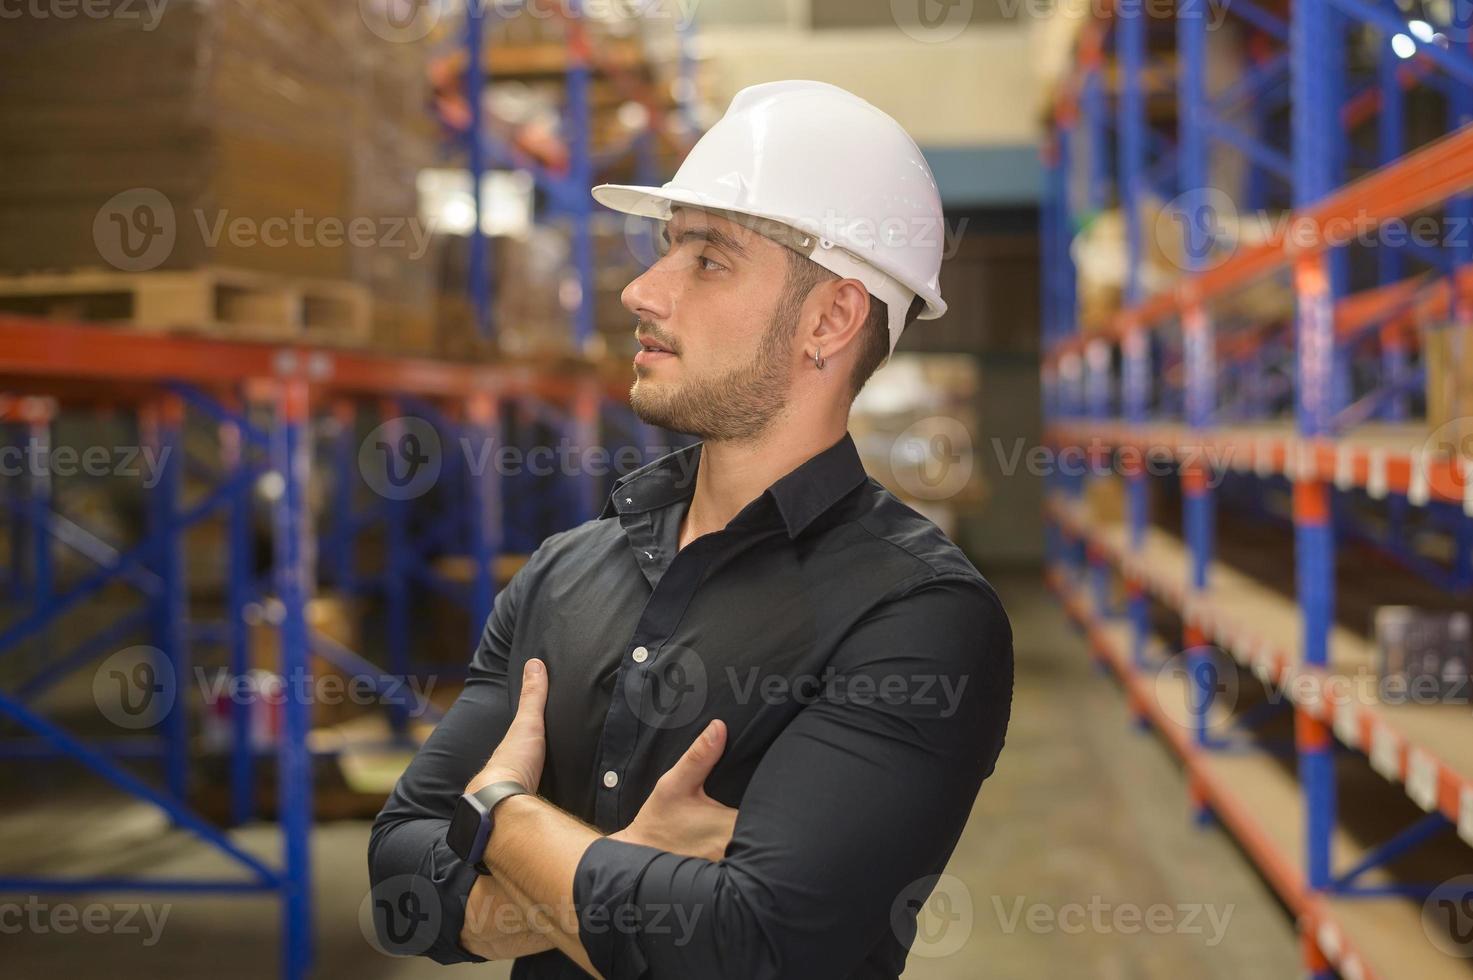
[1376,606,1473,704]
[1084,476,1126,526]
[245,594,364,730]
[0,1,438,339]
[1425,322,1473,442]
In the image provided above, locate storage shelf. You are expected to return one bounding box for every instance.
[1044,124,1473,361]
[1050,569,1473,980]
[1043,0,1473,972]
[1049,491,1473,840]
[1045,420,1473,514]
[0,313,621,403]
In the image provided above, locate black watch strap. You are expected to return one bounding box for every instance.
[471,780,530,874]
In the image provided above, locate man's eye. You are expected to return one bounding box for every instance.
[697,255,724,272]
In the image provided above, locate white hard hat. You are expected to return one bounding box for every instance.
[592,79,947,358]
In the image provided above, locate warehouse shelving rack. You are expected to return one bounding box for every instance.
[439,0,700,348]
[1042,1,1473,976]
[0,315,666,978]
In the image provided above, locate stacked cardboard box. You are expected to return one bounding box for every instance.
[849,354,989,540]
[0,0,438,344]
[435,213,645,363]
[1425,322,1473,447]
[0,2,354,278]
[1376,607,1473,704]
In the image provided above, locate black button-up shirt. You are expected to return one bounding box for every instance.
[368,431,1013,979]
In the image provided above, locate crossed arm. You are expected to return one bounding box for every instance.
[369,572,1013,978]
[366,553,738,968]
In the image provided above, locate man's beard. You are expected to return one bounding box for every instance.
[629,309,796,442]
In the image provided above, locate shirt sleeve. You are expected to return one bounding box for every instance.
[572,574,1015,980]
[365,551,534,964]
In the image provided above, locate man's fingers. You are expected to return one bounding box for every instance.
[510,658,548,732]
[661,718,727,794]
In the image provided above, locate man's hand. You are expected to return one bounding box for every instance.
[458,658,555,962]
[467,658,547,795]
[460,874,556,962]
[611,719,738,862]
[458,664,737,968]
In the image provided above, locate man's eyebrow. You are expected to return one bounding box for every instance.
[670,226,750,259]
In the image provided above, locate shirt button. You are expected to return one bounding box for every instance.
[632,645,649,663]
[602,770,619,789]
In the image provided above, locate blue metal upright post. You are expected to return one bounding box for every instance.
[381,403,411,736]
[27,406,52,673]
[1450,0,1473,303]
[330,400,357,592]
[568,380,601,525]
[271,379,314,980]
[224,403,256,827]
[1291,0,1340,929]
[3,418,25,603]
[567,1,596,352]
[1118,5,1152,672]
[1179,0,1217,598]
[467,1,490,339]
[464,391,502,648]
[145,397,190,804]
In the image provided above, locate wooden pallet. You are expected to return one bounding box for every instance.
[0,266,371,346]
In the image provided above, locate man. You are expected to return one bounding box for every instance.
[369,79,1013,979]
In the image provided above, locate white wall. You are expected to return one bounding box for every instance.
[691,26,1039,148]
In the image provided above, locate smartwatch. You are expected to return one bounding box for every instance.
[447,780,531,874]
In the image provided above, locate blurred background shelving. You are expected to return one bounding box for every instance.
[1040,0,1473,976]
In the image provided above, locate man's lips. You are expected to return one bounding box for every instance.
[636,334,675,354]
[634,347,676,365]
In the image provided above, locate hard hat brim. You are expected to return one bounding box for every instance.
[590,182,713,224]
[591,182,947,323]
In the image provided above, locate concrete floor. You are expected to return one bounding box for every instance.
[1,568,1299,978]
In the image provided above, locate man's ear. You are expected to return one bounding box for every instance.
[808,278,870,360]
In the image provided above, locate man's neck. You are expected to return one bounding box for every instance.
[677,419,848,551]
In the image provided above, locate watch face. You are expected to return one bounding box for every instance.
[447,795,485,860]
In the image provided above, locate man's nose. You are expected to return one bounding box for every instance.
[622,259,674,323]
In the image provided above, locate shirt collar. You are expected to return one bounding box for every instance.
[599,431,869,540]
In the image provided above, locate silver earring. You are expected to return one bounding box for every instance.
[813,347,826,370]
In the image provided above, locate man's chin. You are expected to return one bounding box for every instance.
[629,383,693,436]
